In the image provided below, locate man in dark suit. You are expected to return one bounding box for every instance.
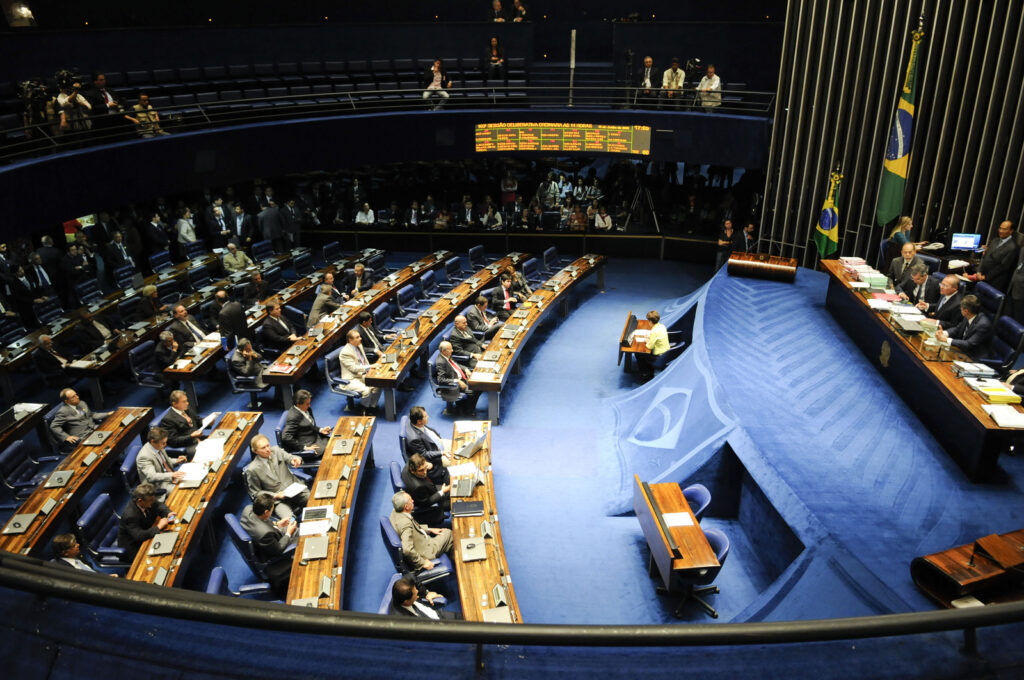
[733,222,756,253]
[162,389,213,458]
[400,453,449,528]
[457,200,480,230]
[82,72,123,130]
[117,483,172,560]
[1007,247,1024,324]
[280,389,331,455]
[50,533,100,572]
[25,253,57,299]
[240,492,297,597]
[886,242,924,290]
[387,573,454,619]
[230,203,256,250]
[73,308,121,355]
[490,275,517,320]
[466,294,501,339]
[242,271,270,307]
[924,275,964,328]
[168,303,208,350]
[340,263,374,298]
[50,387,109,449]
[898,264,940,306]
[969,220,1018,293]
[450,314,486,366]
[260,300,301,351]
[213,288,249,343]
[435,341,481,414]
[356,310,393,360]
[258,200,286,253]
[404,406,451,484]
[936,295,994,360]
[142,212,170,254]
[153,331,182,387]
[35,235,63,280]
[104,230,136,271]
[635,55,657,106]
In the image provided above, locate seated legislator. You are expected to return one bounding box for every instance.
[243,434,309,520]
[898,264,940,306]
[637,310,669,379]
[387,573,456,619]
[389,491,453,572]
[73,308,121,355]
[401,453,450,527]
[153,330,183,388]
[886,242,923,291]
[357,310,395,360]
[281,389,331,456]
[132,285,168,322]
[935,294,994,360]
[222,242,254,273]
[490,274,518,321]
[435,341,481,415]
[306,272,344,326]
[240,492,298,598]
[168,303,210,351]
[230,337,267,388]
[162,389,216,459]
[135,426,187,497]
[339,329,383,410]
[51,533,105,573]
[404,406,452,483]
[34,335,71,386]
[242,271,269,307]
[341,263,374,298]
[449,314,486,366]
[923,275,964,327]
[50,387,110,450]
[467,294,502,339]
[967,220,1018,292]
[260,300,302,352]
[117,483,172,560]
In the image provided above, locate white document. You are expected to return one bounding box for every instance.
[454,421,486,435]
[281,482,308,498]
[69,360,94,369]
[192,437,224,465]
[447,462,479,478]
[177,462,207,481]
[173,358,191,369]
[662,512,694,527]
[982,404,1024,428]
[849,281,870,289]
[475,360,498,371]
[299,519,330,536]
[867,299,891,311]
[947,259,970,269]
[201,412,220,430]
[344,299,363,307]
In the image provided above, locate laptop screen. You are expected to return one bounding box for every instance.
[950,233,982,251]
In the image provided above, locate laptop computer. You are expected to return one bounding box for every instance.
[302,534,329,561]
[287,345,305,356]
[483,350,502,362]
[460,537,486,562]
[2,513,36,535]
[452,469,486,498]
[451,500,485,517]
[302,506,330,522]
[44,470,73,489]
[453,431,487,459]
[512,310,528,319]
[82,430,112,447]
[314,480,339,499]
[500,329,517,340]
[147,531,179,556]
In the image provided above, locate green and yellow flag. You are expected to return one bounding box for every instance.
[876,24,925,228]
[814,170,843,259]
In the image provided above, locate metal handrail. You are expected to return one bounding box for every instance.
[0,85,775,164]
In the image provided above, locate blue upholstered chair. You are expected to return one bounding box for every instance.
[916,253,940,274]
[224,512,297,581]
[74,279,104,306]
[118,443,143,495]
[419,271,444,300]
[323,347,362,413]
[322,241,342,264]
[0,441,60,500]
[975,281,1005,321]
[128,340,169,391]
[251,240,275,262]
[205,565,274,599]
[673,527,730,619]
[75,493,131,569]
[395,284,428,319]
[378,515,453,589]
[427,349,472,411]
[377,572,447,614]
[980,316,1024,375]
[468,244,496,270]
[398,415,410,462]
[184,241,207,261]
[681,483,712,522]
[440,257,464,288]
[225,347,271,409]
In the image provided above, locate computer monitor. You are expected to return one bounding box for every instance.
[950,233,982,251]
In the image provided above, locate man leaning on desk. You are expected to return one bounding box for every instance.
[117,483,172,560]
[136,426,186,497]
[50,387,111,452]
[240,492,297,598]
[922,275,964,327]
[935,294,994,360]
[897,264,940,307]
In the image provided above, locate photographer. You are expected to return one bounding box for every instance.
[54,70,92,138]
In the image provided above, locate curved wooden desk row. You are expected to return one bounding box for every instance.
[469,254,607,424]
[726,251,798,282]
[0,402,49,455]
[0,406,155,556]
[821,259,1019,481]
[286,416,376,609]
[449,421,522,624]
[57,250,297,408]
[262,250,454,408]
[617,310,652,373]
[911,529,1024,609]
[365,252,530,420]
[128,411,264,587]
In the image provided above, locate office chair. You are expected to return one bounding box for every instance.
[674,527,730,619]
[224,512,297,582]
[980,316,1024,376]
[377,572,447,614]
[75,493,131,569]
[0,441,61,500]
[205,565,275,599]
[378,515,453,590]
[225,347,272,409]
[681,483,712,522]
[118,443,144,495]
[322,347,362,413]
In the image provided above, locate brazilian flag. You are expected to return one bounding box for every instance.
[814,170,843,259]
[876,26,925,227]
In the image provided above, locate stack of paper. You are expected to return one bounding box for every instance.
[867,299,891,311]
[952,361,998,378]
[839,256,866,266]
[981,404,1024,428]
[964,378,1022,404]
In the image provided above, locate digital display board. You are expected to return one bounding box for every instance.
[475,123,651,155]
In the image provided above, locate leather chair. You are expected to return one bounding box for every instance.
[916,253,940,274]
[379,515,453,589]
[117,297,141,324]
[975,281,1006,320]
[292,252,314,278]
[42,402,65,453]
[0,441,60,500]
[681,483,712,522]
[520,257,544,285]
[980,316,1024,375]
[427,349,472,411]
[226,347,271,408]
[468,245,496,270]
[377,572,447,614]
[398,414,410,462]
[224,512,297,581]
[156,278,180,306]
[440,257,464,288]
[74,279,104,306]
[542,246,571,274]
[33,298,64,325]
[262,265,284,290]
[205,565,275,599]
[128,340,170,390]
[75,493,131,569]
[188,265,212,291]
[373,302,401,335]
[183,241,206,261]
[118,443,143,494]
[395,284,428,319]
[322,241,342,264]
[673,527,730,619]
[149,250,174,273]
[113,264,137,289]
[322,346,362,413]
[251,240,275,262]
[419,271,444,300]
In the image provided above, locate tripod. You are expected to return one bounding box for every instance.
[624,183,660,233]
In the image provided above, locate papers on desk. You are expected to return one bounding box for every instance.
[13,403,44,418]
[454,420,486,435]
[281,482,308,498]
[344,299,363,307]
[177,462,207,482]
[197,340,220,350]
[871,292,902,302]
[299,519,331,536]
[475,360,499,371]
[964,378,1022,404]
[269,362,295,373]
[849,281,870,289]
[129,322,149,331]
[173,358,192,370]
[947,259,970,270]
[69,359,94,369]
[982,404,1024,428]
[447,462,479,478]
[201,413,219,430]
[952,361,997,378]
[867,299,892,311]
[193,438,225,465]
[470,371,499,382]
[662,512,694,527]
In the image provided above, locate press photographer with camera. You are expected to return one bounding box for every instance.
[53,69,92,137]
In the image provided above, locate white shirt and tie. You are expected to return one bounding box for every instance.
[33,264,51,288]
[642,66,652,88]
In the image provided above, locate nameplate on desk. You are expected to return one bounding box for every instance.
[236,417,248,430]
[331,438,355,455]
[353,423,365,437]
[340,464,352,481]
[512,310,528,319]
[483,351,502,362]
[3,513,36,534]
[411,264,422,273]
[44,470,73,489]
[291,597,319,608]
[383,352,397,364]
[153,566,169,586]
[121,412,137,427]
[287,345,305,356]
[181,505,197,524]
[424,310,440,321]
[210,429,233,440]
[210,459,222,474]
[39,498,58,516]
[481,606,513,624]
[80,452,99,467]
[173,359,192,370]
[528,295,544,304]
[314,480,339,499]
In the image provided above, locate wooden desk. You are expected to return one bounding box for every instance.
[162,340,225,410]
[286,416,376,608]
[126,411,263,587]
[0,407,154,556]
[911,528,1024,608]
[264,251,453,408]
[364,253,528,420]
[0,403,48,454]
[449,421,522,623]
[468,254,606,424]
[821,259,1021,481]
[727,252,798,282]
[617,310,652,373]
[633,474,718,592]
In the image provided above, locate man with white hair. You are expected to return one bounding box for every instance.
[388,490,452,571]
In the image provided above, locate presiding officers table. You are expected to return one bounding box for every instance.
[286,415,376,609]
[617,310,651,373]
[0,406,154,556]
[449,420,522,623]
[821,259,1021,481]
[127,411,263,586]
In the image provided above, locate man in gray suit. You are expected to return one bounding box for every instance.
[243,433,308,520]
[969,220,1019,293]
[338,329,382,409]
[389,491,453,571]
[240,491,298,597]
[306,272,343,326]
[886,242,923,291]
[449,314,486,367]
[229,337,266,388]
[466,295,501,339]
[50,388,109,450]
[135,426,186,497]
